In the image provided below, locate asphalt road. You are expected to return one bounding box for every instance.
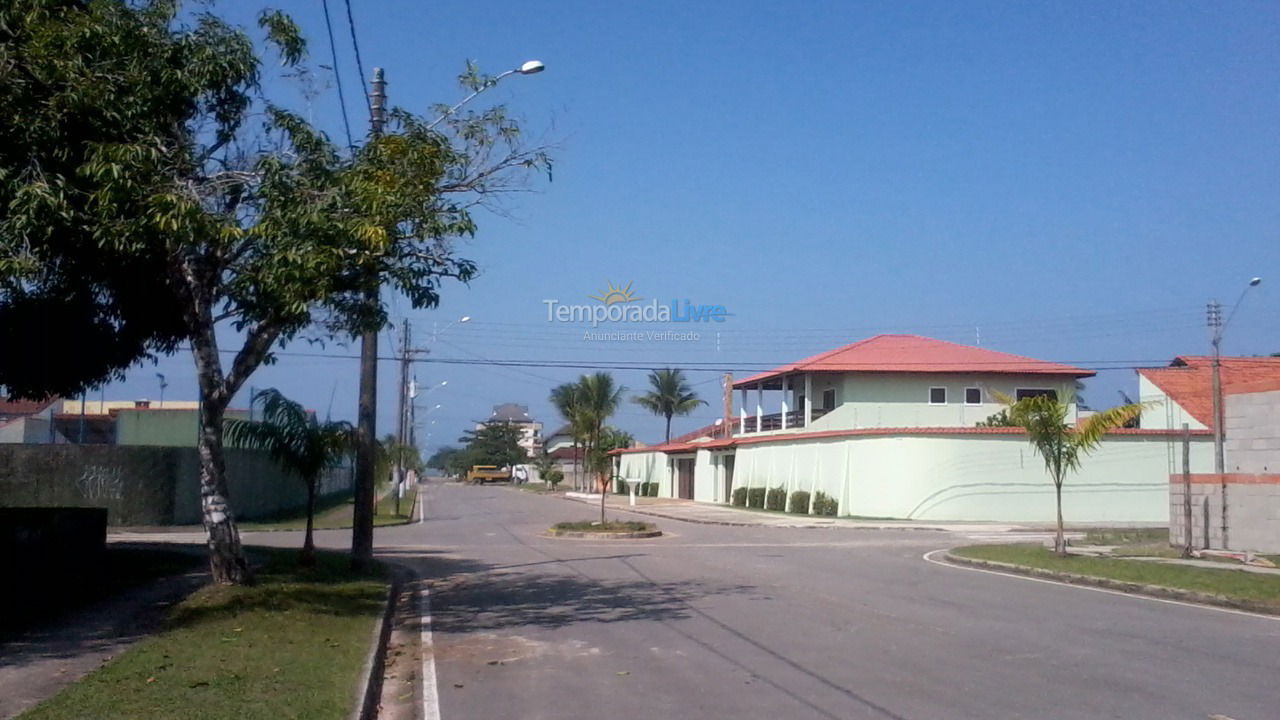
[347,482,1280,720]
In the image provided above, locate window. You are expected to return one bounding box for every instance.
[1015,388,1058,401]
[929,387,947,405]
[822,388,836,410]
[965,387,982,405]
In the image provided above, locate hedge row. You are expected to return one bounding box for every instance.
[615,480,660,496]
[728,486,839,516]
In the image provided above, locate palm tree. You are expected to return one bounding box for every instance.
[998,392,1147,556]
[577,372,625,523]
[633,368,705,443]
[225,388,354,566]
[550,383,586,490]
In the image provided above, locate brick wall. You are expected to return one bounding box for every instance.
[1170,474,1280,553]
[1224,389,1280,473]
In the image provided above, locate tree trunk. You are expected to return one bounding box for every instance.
[301,478,317,567]
[1054,480,1067,557]
[664,414,672,444]
[600,470,607,525]
[197,395,252,584]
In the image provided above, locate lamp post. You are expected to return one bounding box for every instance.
[351,61,542,567]
[1208,276,1262,550]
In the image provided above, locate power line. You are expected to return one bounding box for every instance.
[341,0,370,116]
[185,345,1280,373]
[320,0,354,148]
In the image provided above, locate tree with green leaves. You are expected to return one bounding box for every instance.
[997,393,1147,556]
[427,446,463,472]
[633,368,705,443]
[574,373,625,523]
[378,433,422,515]
[0,2,548,583]
[225,389,352,567]
[459,422,527,469]
[550,382,587,490]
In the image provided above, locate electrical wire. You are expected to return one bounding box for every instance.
[342,0,370,115]
[320,0,354,149]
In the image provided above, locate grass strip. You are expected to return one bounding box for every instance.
[952,544,1280,610]
[553,520,654,533]
[242,483,417,531]
[20,548,388,720]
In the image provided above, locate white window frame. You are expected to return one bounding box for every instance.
[928,387,948,405]
[964,387,982,406]
[1015,388,1058,401]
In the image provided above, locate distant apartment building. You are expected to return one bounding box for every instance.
[477,403,543,458]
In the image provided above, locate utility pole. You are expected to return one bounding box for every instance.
[722,373,734,438]
[395,318,411,516]
[351,67,387,571]
[1182,422,1193,558]
[1207,300,1226,549]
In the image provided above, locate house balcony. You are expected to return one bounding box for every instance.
[741,407,831,434]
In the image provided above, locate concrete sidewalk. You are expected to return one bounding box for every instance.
[560,491,1038,534]
[0,566,207,719]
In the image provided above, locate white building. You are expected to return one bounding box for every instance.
[478,403,543,458]
[614,335,1212,523]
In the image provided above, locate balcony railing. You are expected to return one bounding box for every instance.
[740,406,831,433]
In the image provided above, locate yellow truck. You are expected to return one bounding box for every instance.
[466,465,510,484]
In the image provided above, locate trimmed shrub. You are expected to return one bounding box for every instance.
[812,491,838,516]
[765,486,786,511]
[731,487,748,507]
[746,487,766,509]
[544,469,563,489]
[787,490,811,514]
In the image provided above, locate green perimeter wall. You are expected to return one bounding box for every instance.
[0,444,352,526]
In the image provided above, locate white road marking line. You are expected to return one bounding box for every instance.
[420,586,441,720]
[922,549,1280,623]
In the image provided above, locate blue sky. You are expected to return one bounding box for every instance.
[102,0,1279,451]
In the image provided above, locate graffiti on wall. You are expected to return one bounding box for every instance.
[76,465,124,501]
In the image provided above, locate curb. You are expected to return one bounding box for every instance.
[545,528,664,539]
[942,551,1280,617]
[351,565,408,720]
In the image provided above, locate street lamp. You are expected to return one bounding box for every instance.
[1209,276,1262,549]
[428,61,546,130]
[353,60,542,567]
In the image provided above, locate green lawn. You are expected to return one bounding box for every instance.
[952,544,1280,610]
[20,548,388,720]
[240,484,417,531]
[1079,527,1180,558]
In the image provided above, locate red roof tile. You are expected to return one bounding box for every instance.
[0,396,56,420]
[733,335,1093,388]
[1138,356,1280,428]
